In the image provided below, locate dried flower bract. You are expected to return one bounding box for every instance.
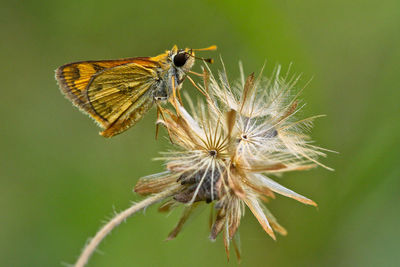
[74,60,331,267]
[134,62,331,260]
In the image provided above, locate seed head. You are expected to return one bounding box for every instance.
[134,62,331,260]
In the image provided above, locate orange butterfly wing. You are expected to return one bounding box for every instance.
[56,57,161,125]
[86,62,159,137]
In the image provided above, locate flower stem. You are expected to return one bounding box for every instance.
[74,186,180,267]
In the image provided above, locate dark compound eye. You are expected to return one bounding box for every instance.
[173,52,189,67]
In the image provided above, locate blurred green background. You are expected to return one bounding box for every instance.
[1,0,399,266]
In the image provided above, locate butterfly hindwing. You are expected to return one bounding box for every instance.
[99,88,155,137]
[85,63,159,137]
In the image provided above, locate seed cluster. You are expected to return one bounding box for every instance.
[176,167,222,203]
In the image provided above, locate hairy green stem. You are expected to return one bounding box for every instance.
[74,186,180,267]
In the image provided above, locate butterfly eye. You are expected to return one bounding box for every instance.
[173,52,189,67]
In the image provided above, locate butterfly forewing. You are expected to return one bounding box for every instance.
[56,57,164,136]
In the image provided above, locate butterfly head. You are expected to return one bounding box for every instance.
[170,46,195,74]
[169,45,217,73]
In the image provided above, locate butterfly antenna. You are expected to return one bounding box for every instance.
[187,45,217,64]
[192,45,217,51]
[187,53,214,64]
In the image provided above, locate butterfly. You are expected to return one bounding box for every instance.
[55,45,216,137]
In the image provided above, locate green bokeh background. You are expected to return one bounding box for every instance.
[1,0,399,266]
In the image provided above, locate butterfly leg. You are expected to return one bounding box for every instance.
[168,76,179,110]
[176,85,183,105]
[155,102,174,144]
[155,105,161,140]
[186,75,209,99]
